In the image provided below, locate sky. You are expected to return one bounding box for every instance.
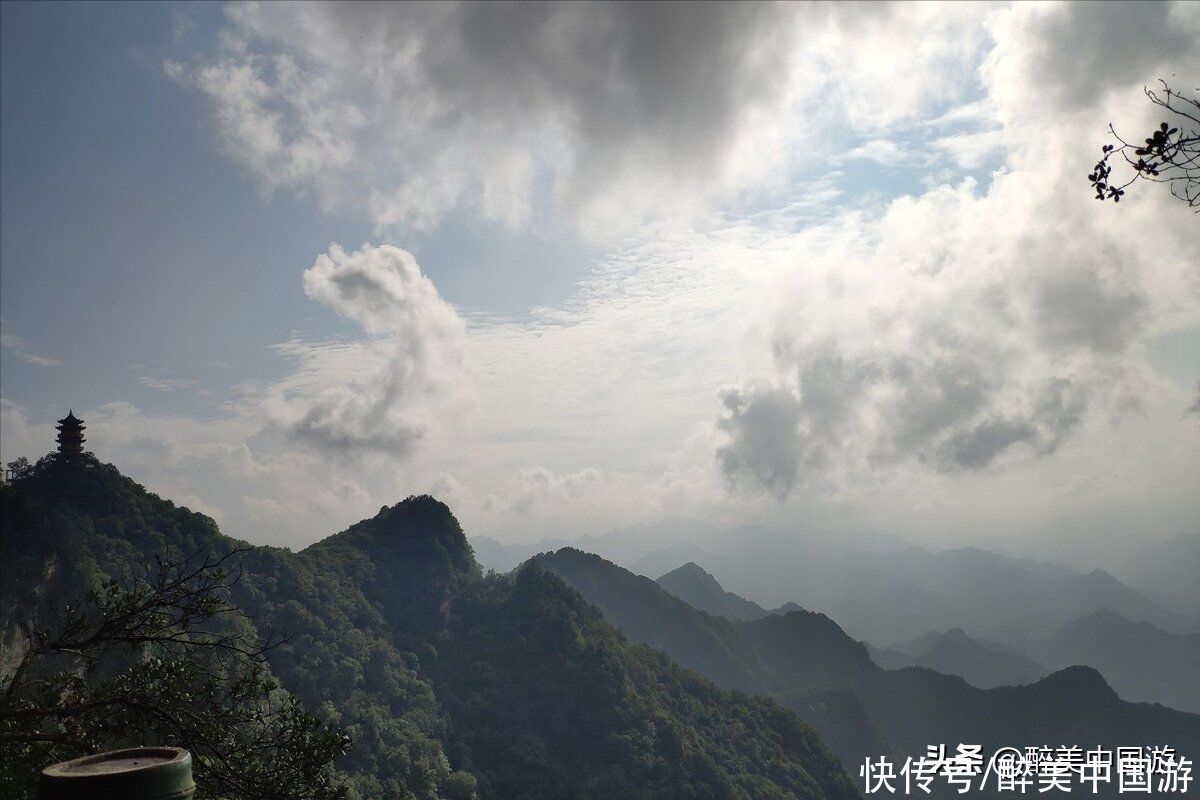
[1,1,1197,558]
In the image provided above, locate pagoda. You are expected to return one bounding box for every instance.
[55,410,86,464]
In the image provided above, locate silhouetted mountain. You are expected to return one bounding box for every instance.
[656,562,768,620]
[1116,534,1200,617]
[868,628,1046,688]
[1,457,859,800]
[534,548,885,771]
[1026,609,1200,713]
[471,519,726,575]
[740,610,879,689]
[487,521,1200,646]
[632,541,715,578]
[468,534,576,573]
[694,542,1198,645]
[535,549,771,693]
[534,545,1200,785]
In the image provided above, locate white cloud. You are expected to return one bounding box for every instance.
[841,139,927,168]
[715,1,1200,498]
[137,376,196,392]
[6,1,1195,556]
[1,333,61,367]
[262,243,469,457]
[931,129,1006,170]
[169,3,991,238]
[0,399,51,464]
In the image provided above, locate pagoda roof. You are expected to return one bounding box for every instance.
[57,410,84,425]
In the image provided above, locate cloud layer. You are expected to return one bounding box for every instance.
[264,243,468,457]
[169,2,992,236]
[5,2,1197,554]
[715,2,1200,497]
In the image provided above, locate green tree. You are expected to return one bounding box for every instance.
[441,770,478,800]
[0,550,350,800]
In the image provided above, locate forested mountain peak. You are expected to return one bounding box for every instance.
[3,458,861,800]
[308,494,470,553]
[1018,665,1120,705]
[304,494,479,584]
[1029,608,1200,712]
[656,561,769,621]
[662,561,716,584]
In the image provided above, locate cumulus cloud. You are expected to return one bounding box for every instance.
[7,2,1194,552]
[263,243,468,457]
[491,466,605,516]
[167,2,990,236]
[716,1,1200,497]
[716,382,805,498]
[0,399,51,462]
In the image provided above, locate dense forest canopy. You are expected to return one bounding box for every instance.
[0,454,856,800]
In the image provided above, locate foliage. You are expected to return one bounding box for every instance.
[537,549,772,693]
[1,454,862,799]
[0,540,349,800]
[537,544,1200,788]
[1090,80,1200,208]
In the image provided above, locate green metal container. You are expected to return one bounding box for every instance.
[39,746,195,800]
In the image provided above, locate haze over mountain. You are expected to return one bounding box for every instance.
[475,520,1200,646]
[656,562,769,621]
[1113,534,1200,617]
[867,628,1047,689]
[534,547,1200,782]
[1,458,858,799]
[1025,608,1200,714]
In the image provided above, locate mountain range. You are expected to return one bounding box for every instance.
[534,547,1200,781]
[0,458,856,800]
[4,457,1196,799]
[1025,608,1200,714]
[1115,534,1200,617]
[655,559,1200,715]
[473,522,1200,645]
[866,628,1046,689]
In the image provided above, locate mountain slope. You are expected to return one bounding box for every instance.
[1116,534,1200,615]
[508,521,1200,646]
[869,628,1047,688]
[435,562,856,800]
[537,546,1200,777]
[535,549,887,771]
[657,562,769,621]
[1,456,858,800]
[1027,609,1200,713]
[535,549,772,693]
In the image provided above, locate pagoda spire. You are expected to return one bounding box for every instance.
[55,410,86,464]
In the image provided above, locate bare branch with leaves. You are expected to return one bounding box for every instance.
[0,552,348,800]
[1090,80,1200,210]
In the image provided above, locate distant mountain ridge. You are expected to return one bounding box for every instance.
[1026,608,1200,713]
[1116,534,1200,616]
[656,562,769,621]
[534,546,1200,781]
[0,458,858,800]
[475,520,1200,646]
[867,628,1046,689]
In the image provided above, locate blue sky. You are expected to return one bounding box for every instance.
[1,2,597,419]
[2,2,1197,558]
